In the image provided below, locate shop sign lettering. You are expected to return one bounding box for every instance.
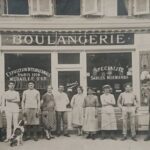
[2,32,134,46]
[89,66,132,80]
[5,67,51,90]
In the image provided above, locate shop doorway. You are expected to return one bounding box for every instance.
[58,71,80,102]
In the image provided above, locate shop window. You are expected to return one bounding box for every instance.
[58,53,80,64]
[140,52,150,106]
[5,54,51,96]
[87,53,132,103]
[29,0,53,16]
[82,0,104,16]
[117,0,128,16]
[55,0,80,15]
[3,0,29,15]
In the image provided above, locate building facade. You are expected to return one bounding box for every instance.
[0,0,150,130]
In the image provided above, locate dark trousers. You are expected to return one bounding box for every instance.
[25,125,38,138]
[56,111,68,135]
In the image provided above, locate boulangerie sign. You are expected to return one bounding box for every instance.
[1,32,134,46]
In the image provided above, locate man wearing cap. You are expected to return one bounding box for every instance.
[3,81,20,142]
[22,80,40,141]
[54,85,70,137]
[117,83,139,141]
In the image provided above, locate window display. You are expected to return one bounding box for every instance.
[5,54,51,96]
[87,53,132,102]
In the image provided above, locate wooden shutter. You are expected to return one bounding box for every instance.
[0,0,4,15]
[29,0,38,15]
[82,0,97,15]
[134,0,150,15]
[29,0,53,16]
[97,0,104,15]
[39,0,53,15]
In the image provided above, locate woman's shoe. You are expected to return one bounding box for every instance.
[45,130,51,140]
[91,134,96,140]
[121,136,127,141]
[86,134,91,139]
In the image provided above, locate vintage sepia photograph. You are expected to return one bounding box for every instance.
[0,0,150,150]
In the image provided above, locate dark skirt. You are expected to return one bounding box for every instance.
[42,110,56,131]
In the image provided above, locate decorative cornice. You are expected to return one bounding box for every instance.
[0,16,150,33]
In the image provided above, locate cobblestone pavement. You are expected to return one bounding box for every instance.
[0,135,150,150]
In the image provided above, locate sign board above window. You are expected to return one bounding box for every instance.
[1,32,134,46]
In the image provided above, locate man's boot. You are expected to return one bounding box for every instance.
[33,126,38,141]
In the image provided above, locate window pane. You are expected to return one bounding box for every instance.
[140,52,150,106]
[56,0,80,15]
[58,53,80,64]
[117,0,128,16]
[4,0,29,14]
[87,53,132,103]
[58,71,80,101]
[5,54,51,96]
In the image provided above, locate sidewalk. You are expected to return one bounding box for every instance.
[0,135,150,150]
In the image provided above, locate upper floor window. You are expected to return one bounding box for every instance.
[0,0,150,17]
[117,0,128,16]
[55,0,80,15]
[3,0,29,15]
[117,0,150,16]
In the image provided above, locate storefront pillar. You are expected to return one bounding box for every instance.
[51,52,58,92]
[0,35,5,92]
[0,52,5,92]
[132,51,140,103]
[80,51,87,96]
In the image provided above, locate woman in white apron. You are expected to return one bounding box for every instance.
[71,86,84,136]
[83,88,99,140]
[100,85,117,140]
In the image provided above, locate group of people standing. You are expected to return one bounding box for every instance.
[71,84,139,141]
[0,80,150,144]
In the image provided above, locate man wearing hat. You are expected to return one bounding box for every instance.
[22,80,40,141]
[117,83,139,141]
[3,81,20,142]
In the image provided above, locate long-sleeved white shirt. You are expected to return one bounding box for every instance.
[4,90,20,112]
[22,89,40,109]
[54,92,69,112]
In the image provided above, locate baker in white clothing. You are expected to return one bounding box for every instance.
[22,80,40,141]
[3,81,20,142]
[54,85,70,137]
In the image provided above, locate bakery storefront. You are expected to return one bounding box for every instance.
[0,30,148,130]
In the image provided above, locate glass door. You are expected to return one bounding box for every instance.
[58,71,80,101]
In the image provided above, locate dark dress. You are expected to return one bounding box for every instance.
[41,93,56,131]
